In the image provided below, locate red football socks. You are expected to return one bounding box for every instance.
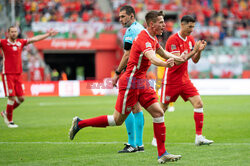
[13,101,20,109]
[6,104,14,122]
[78,115,109,128]
[153,122,166,157]
[194,112,204,135]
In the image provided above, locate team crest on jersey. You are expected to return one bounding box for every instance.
[171,44,176,50]
[12,46,17,51]
[189,41,192,49]
[17,42,21,46]
[145,42,152,48]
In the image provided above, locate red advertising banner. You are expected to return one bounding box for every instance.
[33,34,117,51]
[1,80,117,97]
[24,82,59,96]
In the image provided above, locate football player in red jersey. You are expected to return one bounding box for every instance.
[69,11,194,164]
[158,15,214,146]
[0,26,57,128]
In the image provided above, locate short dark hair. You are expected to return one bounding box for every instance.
[8,25,17,32]
[181,15,196,23]
[120,5,136,17]
[145,11,165,25]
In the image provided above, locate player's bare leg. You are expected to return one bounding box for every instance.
[13,96,24,110]
[146,102,181,163]
[69,110,129,140]
[160,102,169,113]
[1,96,18,128]
[188,95,213,146]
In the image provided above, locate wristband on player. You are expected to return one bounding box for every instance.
[115,70,121,75]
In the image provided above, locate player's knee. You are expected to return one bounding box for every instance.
[109,114,125,126]
[115,119,124,126]
[152,109,164,118]
[17,97,24,103]
[161,103,168,112]
[194,100,203,108]
[158,110,164,117]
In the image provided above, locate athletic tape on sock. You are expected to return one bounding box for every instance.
[15,98,21,104]
[107,115,116,126]
[194,108,203,113]
[7,99,14,105]
[153,116,164,123]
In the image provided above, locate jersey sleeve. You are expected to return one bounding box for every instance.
[141,40,154,54]
[20,39,28,47]
[123,28,134,46]
[0,39,2,47]
[165,37,180,54]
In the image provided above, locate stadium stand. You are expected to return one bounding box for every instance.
[0,0,249,80]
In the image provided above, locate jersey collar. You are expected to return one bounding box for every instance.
[145,29,156,41]
[178,31,187,41]
[7,39,17,45]
[131,21,137,26]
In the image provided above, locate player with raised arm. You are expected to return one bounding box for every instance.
[0,26,57,128]
[69,11,187,164]
[156,15,214,146]
[112,5,145,153]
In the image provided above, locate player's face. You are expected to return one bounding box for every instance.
[182,22,195,36]
[119,10,132,27]
[152,16,165,36]
[9,27,18,40]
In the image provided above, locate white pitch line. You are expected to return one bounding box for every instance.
[39,101,113,106]
[0,142,249,145]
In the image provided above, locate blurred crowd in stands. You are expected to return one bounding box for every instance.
[112,0,249,46]
[17,0,249,46]
[0,0,249,80]
[22,0,112,24]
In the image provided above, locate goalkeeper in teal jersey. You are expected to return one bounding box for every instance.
[112,5,145,153]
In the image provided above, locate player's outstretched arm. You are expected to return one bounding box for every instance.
[27,29,58,44]
[144,50,174,68]
[156,46,184,65]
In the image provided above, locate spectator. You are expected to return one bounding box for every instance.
[51,69,59,81]
[61,71,68,80]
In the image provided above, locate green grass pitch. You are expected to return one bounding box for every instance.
[0,96,250,166]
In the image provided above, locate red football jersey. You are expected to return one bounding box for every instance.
[126,29,160,78]
[119,29,160,88]
[0,39,28,74]
[162,32,195,85]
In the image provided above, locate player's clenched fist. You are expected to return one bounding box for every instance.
[165,58,174,68]
[198,40,207,51]
[193,40,201,52]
